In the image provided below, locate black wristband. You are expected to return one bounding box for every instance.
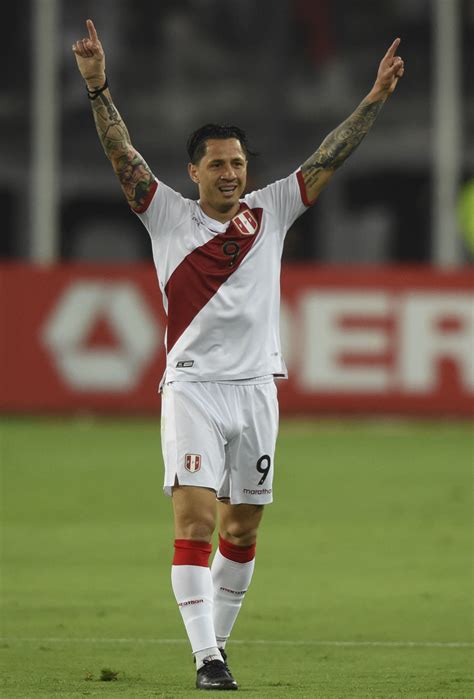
[86,76,108,100]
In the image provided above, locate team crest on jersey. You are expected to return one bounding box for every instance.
[185,453,201,473]
[232,209,258,236]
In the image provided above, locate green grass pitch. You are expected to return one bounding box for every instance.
[1,417,472,698]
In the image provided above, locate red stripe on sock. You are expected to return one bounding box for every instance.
[219,535,256,563]
[173,539,212,567]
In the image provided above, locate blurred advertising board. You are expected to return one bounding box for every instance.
[1,264,473,415]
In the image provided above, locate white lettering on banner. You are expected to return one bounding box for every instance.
[400,294,474,391]
[42,282,160,391]
[294,290,474,395]
[300,292,391,391]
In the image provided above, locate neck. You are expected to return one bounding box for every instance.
[199,199,240,223]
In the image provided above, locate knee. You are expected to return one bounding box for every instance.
[221,529,257,547]
[172,486,216,542]
[175,513,215,542]
[174,504,215,542]
[221,506,264,546]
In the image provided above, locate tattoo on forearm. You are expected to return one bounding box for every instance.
[301,97,384,189]
[90,91,131,157]
[89,90,154,209]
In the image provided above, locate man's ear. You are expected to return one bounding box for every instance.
[188,162,199,184]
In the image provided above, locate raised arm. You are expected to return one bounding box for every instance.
[72,19,156,212]
[300,38,405,203]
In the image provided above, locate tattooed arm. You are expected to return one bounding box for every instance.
[301,38,405,204]
[72,20,155,212]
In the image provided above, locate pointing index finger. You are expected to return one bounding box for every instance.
[87,19,98,42]
[385,37,401,59]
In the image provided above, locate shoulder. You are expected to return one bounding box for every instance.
[244,170,305,210]
[246,170,299,196]
[138,179,194,216]
[242,169,315,232]
[134,180,197,239]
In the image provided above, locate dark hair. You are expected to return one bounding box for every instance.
[186,123,256,164]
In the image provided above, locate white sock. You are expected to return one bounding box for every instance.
[211,540,256,647]
[171,564,218,659]
[171,537,221,669]
[194,646,223,670]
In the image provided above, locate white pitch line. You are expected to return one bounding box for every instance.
[0,638,472,649]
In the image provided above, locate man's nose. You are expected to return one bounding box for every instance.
[221,165,236,180]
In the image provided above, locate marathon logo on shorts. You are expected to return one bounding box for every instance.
[243,487,272,495]
[232,209,258,235]
[185,453,201,473]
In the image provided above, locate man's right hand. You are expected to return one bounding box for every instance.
[72,19,106,89]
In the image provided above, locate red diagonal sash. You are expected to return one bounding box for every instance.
[165,205,263,352]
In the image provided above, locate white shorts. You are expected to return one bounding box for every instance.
[160,380,279,505]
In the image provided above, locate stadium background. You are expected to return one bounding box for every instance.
[1,1,473,697]
[1,0,473,415]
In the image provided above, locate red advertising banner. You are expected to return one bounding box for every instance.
[1,264,473,415]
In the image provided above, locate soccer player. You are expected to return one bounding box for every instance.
[73,20,404,691]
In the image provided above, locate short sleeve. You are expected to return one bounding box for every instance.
[135,179,189,242]
[245,168,317,232]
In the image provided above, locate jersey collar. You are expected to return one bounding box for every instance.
[197,200,247,233]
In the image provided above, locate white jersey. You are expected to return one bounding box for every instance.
[136,169,314,383]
